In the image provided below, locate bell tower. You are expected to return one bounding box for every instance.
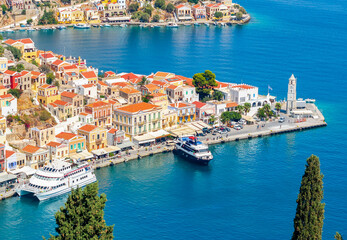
[286,74,297,113]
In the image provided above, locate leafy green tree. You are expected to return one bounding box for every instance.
[129,3,139,12]
[138,76,148,86]
[142,94,153,103]
[21,9,26,15]
[27,19,33,25]
[236,12,243,20]
[214,11,223,20]
[193,70,218,100]
[16,64,25,72]
[0,34,3,40]
[275,102,282,114]
[8,89,23,98]
[166,3,175,13]
[38,11,58,25]
[31,59,39,66]
[212,90,223,101]
[209,115,216,125]
[257,107,266,119]
[292,155,324,240]
[0,45,4,57]
[239,7,247,14]
[139,12,150,22]
[1,4,7,14]
[235,105,244,115]
[152,14,160,22]
[234,4,240,9]
[154,0,166,10]
[335,232,343,240]
[243,103,251,115]
[230,111,241,121]
[47,183,114,239]
[263,104,271,114]
[6,46,22,60]
[144,4,154,16]
[188,0,199,4]
[46,73,55,84]
[220,111,232,124]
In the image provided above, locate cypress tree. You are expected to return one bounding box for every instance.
[292,155,325,240]
[48,182,114,240]
[335,232,343,240]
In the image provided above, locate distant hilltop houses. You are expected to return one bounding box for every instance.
[0,37,279,174]
[0,0,250,28]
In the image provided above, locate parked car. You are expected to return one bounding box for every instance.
[279,117,285,123]
[234,125,242,130]
[238,119,247,125]
[225,127,231,132]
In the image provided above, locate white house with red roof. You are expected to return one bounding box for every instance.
[0,57,8,72]
[192,4,206,20]
[192,101,215,123]
[104,71,116,78]
[175,4,193,21]
[39,53,58,65]
[168,102,196,124]
[0,93,17,116]
[80,70,98,84]
[107,128,125,146]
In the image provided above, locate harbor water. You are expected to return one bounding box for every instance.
[0,0,346,239]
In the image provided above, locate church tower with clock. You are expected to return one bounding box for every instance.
[286,74,297,113]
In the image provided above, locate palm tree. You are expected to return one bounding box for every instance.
[138,76,148,86]
[243,103,251,116]
[275,102,282,114]
[209,115,216,126]
[236,105,244,115]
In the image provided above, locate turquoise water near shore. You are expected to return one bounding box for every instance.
[1,0,347,239]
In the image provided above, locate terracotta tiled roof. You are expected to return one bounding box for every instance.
[192,101,206,108]
[98,81,108,86]
[39,84,55,89]
[79,112,90,116]
[108,128,118,134]
[86,101,110,108]
[226,102,238,108]
[22,145,40,154]
[81,71,97,79]
[51,59,64,66]
[4,70,16,75]
[167,85,178,90]
[151,80,167,87]
[170,103,188,108]
[0,94,14,99]
[116,102,160,113]
[4,39,16,45]
[61,91,78,98]
[121,73,139,80]
[79,124,97,132]
[0,85,8,90]
[5,150,15,158]
[152,92,167,97]
[104,71,115,77]
[40,53,55,59]
[120,87,140,94]
[82,83,95,88]
[52,100,69,106]
[111,82,131,87]
[62,65,77,70]
[18,38,34,44]
[56,132,76,140]
[232,84,255,90]
[46,141,62,147]
[144,84,160,92]
[154,71,173,78]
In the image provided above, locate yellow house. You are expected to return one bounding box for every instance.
[84,8,100,23]
[56,132,87,155]
[161,109,178,129]
[58,9,73,23]
[102,0,118,5]
[0,58,8,72]
[0,116,6,144]
[72,9,84,23]
[77,124,108,151]
[37,84,60,106]
[4,38,37,62]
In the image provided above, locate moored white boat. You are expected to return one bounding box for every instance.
[74,23,90,29]
[167,22,178,28]
[16,160,97,201]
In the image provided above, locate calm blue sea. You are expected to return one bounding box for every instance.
[1,0,347,239]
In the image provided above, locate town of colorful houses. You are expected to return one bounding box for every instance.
[0,37,272,185]
[5,0,250,26]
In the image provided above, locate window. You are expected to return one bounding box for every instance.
[70,145,73,150]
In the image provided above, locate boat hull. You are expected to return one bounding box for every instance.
[35,175,97,201]
[173,148,211,165]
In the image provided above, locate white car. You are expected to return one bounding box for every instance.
[279,117,285,123]
[234,125,242,130]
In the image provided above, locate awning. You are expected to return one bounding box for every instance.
[133,134,156,145]
[9,166,36,176]
[0,172,17,184]
[242,115,256,123]
[149,129,170,139]
[92,146,120,156]
[69,150,94,161]
[169,126,196,137]
[107,17,130,21]
[117,141,134,149]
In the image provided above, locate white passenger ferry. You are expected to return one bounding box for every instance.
[16,160,96,201]
[174,137,213,165]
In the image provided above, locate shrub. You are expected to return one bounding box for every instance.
[143,5,154,16]
[8,89,23,98]
[166,3,175,13]
[152,14,160,23]
[214,11,223,19]
[6,46,22,60]
[154,0,166,10]
[38,11,58,25]
[39,110,51,121]
[139,12,150,22]
[129,3,139,13]
[46,72,55,84]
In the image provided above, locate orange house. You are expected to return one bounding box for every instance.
[55,132,86,154]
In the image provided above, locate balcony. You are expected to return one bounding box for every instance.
[95,139,102,145]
